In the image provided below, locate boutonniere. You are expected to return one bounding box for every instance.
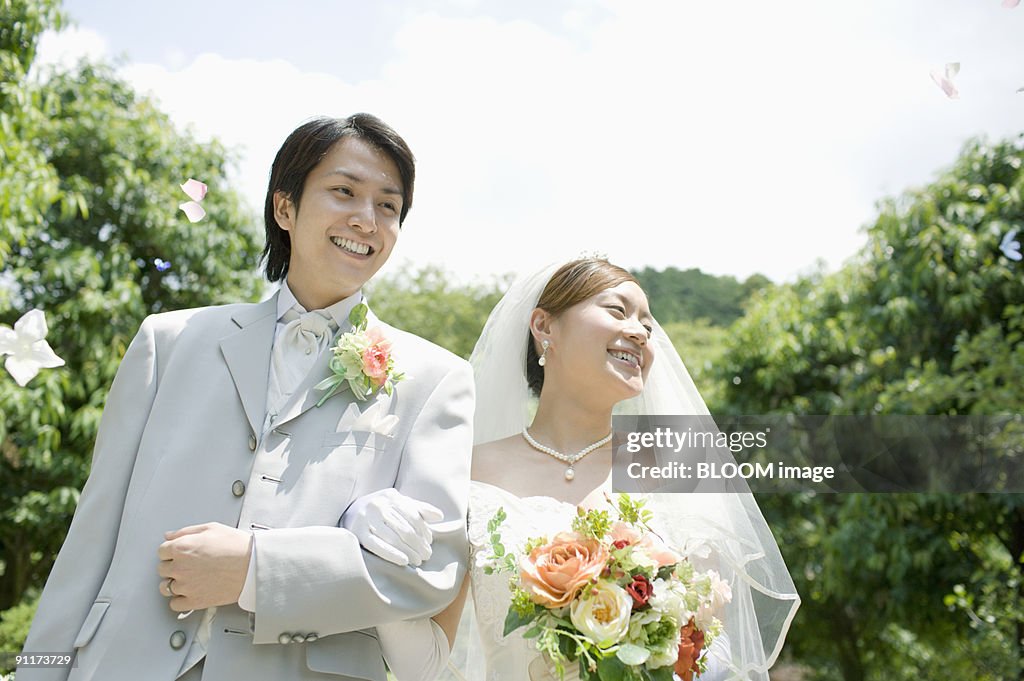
[314,303,406,407]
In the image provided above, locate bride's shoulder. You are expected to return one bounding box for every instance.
[471,435,524,480]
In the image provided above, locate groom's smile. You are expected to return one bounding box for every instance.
[274,135,403,310]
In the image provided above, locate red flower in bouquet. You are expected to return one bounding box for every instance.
[624,574,653,610]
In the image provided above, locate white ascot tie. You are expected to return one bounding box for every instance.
[270,308,337,402]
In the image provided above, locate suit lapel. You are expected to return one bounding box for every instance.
[219,293,278,437]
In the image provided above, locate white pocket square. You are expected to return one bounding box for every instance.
[349,401,400,438]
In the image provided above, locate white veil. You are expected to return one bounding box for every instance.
[454,260,800,680]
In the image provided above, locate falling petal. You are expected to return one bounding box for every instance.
[14,308,49,340]
[154,258,172,272]
[179,201,206,223]
[1000,228,1022,261]
[0,309,65,386]
[930,64,960,99]
[1003,0,1020,8]
[180,178,208,202]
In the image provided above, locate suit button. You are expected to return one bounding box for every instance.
[170,630,187,649]
[248,433,257,451]
[292,633,305,643]
[278,632,292,645]
[304,633,318,643]
[231,480,246,497]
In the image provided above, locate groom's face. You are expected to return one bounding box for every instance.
[274,136,403,309]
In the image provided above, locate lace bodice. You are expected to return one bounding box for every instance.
[466,481,581,680]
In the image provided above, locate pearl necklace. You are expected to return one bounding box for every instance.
[521,427,613,481]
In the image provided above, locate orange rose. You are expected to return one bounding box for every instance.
[519,532,610,608]
[674,619,706,681]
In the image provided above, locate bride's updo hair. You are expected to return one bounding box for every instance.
[526,258,640,395]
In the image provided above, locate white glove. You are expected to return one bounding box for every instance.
[342,488,444,566]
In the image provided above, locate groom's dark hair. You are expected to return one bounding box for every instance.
[261,113,416,282]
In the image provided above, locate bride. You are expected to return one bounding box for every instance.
[351,258,799,680]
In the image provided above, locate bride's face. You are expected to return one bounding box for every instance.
[542,281,655,401]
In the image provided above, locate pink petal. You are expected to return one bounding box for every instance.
[930,70,959,99]
[13,309,49,341]
[179,201,207,222]
[180,178,208,202]
[1003,0,1020,8]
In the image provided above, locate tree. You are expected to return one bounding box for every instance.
[713,135,1024,679]
[633,266,772,327]
[0,0,264,656]
[366,264,508,361]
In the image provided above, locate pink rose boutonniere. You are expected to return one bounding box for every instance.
[314,303,406,406]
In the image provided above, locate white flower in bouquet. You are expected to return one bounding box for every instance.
[570,581,633,648]
[648,577,694,625]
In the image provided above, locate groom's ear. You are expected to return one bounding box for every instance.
[272,190,296,232]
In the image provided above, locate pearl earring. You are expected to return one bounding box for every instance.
[538,339,550,367]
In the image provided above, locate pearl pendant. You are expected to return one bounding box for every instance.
[565,467,575,481]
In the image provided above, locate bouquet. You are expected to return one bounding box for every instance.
[481,495,731,681]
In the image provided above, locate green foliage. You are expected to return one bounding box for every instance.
[659,318,729,412]
[0,0,263,643]
[571,507,612,541]
[632,266,772,327]
[712,135,1024,679]
[0,592,37,673]
[366,264,508,360]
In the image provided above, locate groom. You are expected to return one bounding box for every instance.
[19,114,474,680]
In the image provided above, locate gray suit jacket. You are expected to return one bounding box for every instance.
[18,292,474,680]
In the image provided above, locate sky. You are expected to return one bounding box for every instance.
[34,0,1024,284]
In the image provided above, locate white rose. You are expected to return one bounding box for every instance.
[570,582,633,648]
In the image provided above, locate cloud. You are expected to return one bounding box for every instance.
[34,25,109,72]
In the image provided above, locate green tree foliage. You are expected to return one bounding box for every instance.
[633,266,772,327]
[0,0,263,653]
[714,136,1024,680]
[366,264,508,360]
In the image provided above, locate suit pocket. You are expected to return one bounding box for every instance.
[305,629,386,680]
[73,600,110,649]
[322,430,386,452]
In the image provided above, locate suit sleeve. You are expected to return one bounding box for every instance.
[250,360,474,644]
[18,318,159,680]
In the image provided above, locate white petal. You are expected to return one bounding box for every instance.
[180,178,208,202]
[5,355,41,386]
[179,201,207,223]
[0,326,17,355]
[945,62,960,79]
[13,309,48,341]
[28,340,65,369]
[1003,0,1020,8]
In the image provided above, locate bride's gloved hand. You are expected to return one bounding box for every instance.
[341,488,444,566]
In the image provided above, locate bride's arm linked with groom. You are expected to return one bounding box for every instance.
[18,113,476,681]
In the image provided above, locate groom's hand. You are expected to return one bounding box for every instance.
[342,488,444,567]
[157,522,252,612]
